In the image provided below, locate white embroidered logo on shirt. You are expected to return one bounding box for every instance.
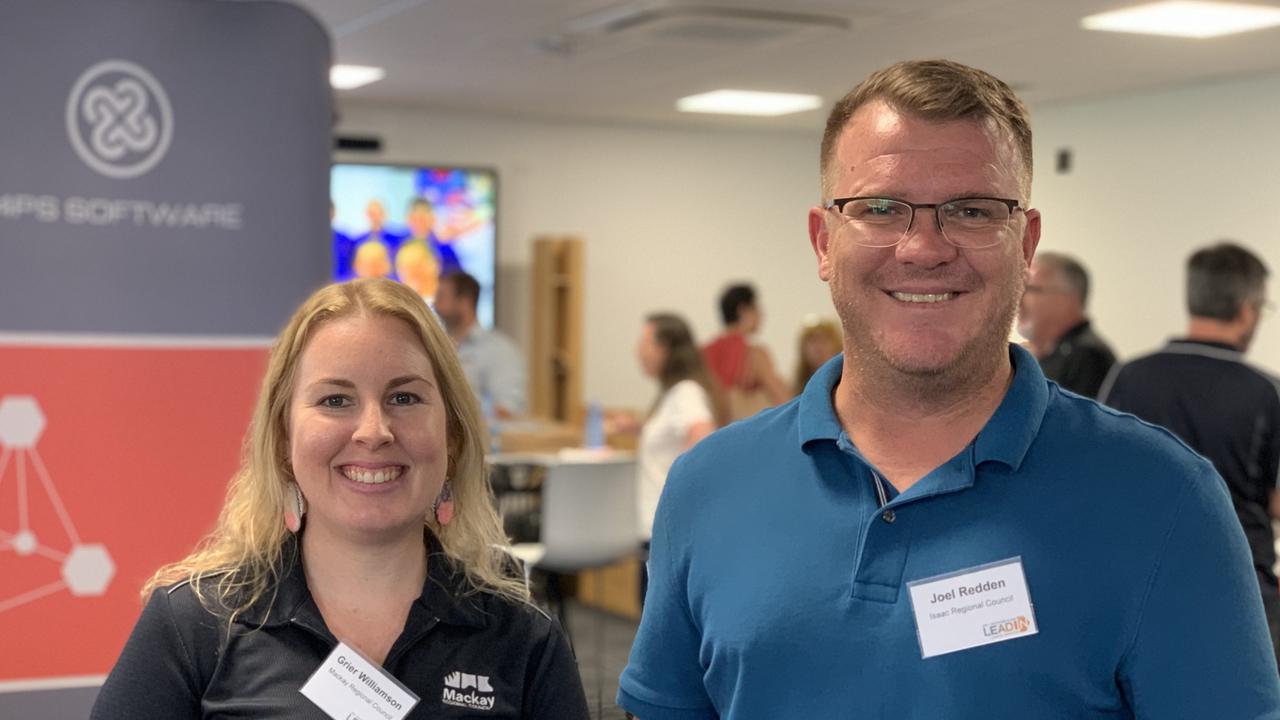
[442,671,495,711]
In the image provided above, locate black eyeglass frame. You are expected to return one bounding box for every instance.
[824,196,1025,248]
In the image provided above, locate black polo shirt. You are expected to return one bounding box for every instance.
[91,533,589,719]
[1038,319,1117,399]
[1101,339,1280,582]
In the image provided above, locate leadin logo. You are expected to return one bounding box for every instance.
[442,671,495,711]
[982,615,1031,639]
[66,59,173,179]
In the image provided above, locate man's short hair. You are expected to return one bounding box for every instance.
[819,59,1033,200]
[441,271,481,310]
[1186,242,1269,321]
[408,197,434,212]
[1035,252,1091,307]
[719,284,756,326]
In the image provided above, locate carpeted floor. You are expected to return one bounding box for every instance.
[564,600,640,720]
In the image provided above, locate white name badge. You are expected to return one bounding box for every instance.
[906,556,1039,659]
[300,641,420,720]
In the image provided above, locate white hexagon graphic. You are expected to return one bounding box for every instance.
[61,544,115,596]
[0,396,45,448]
[12,530,37,556]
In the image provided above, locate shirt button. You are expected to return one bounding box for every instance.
[882,509,896,523]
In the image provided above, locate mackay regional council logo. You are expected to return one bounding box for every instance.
[442,671,496,711]
[65,59,173,179]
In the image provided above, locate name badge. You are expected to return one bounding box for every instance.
[300,641,420,720]
[906,556,1039,659]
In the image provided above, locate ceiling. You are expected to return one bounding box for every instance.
[294,0,1280,131]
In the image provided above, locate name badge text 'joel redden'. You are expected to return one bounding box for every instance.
[907,557,1039,659]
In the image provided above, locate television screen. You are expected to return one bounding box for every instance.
[331,163,497,327]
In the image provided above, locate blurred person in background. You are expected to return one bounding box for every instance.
[702,283,790,420]
[613,313,723,604]
[793,317,842,394]
[1017,252,1115,398]
[1101,241,1279,663]
[434,271,526,419]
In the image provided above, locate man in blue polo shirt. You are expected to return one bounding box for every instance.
[618,60,1280,719]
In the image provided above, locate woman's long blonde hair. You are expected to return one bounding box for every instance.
[793,318,842,394]
[143,279,528,616]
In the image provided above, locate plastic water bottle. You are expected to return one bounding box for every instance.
[584,401,605,449]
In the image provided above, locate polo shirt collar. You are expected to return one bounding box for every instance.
[1164,338,1244,361]
[972,344,1048,471]
[796,344,1048,473]
[796,353,844,446]
[238,530,488,631]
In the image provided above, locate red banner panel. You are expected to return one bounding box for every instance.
[0,343,267,680]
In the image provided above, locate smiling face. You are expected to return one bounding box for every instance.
[288,312,449,543]
[809,101,1040,385]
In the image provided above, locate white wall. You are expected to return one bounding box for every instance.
[337,69,1280,409]
[1031,72,1280,375]
[335,105,829,408]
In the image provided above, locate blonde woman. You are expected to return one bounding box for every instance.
[92,279,588,719]
[792,318,842,395]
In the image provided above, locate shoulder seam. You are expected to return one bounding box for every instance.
[159,587,203,697]
[1117,467,1197,669]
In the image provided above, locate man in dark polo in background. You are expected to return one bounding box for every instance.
[1102,242,1280,662]
[1017,252,1116,397]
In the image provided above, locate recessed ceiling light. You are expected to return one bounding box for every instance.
[676,90,823,117]
[330,65,386,90]
[1082,1,1280,38]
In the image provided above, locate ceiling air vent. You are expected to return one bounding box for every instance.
[542,2,851,54]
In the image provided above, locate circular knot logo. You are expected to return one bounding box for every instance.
[66,60,173,179]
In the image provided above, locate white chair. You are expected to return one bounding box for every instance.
[511,456,638,574]
[510,456,639,648]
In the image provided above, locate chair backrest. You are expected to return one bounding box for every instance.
[538,458,638,573]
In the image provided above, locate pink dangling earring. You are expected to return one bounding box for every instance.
[433,481,455,527]
[284,481,306,533]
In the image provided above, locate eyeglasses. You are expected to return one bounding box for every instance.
[824,196,1025,249]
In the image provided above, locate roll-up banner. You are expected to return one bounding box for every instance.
[0,1,331,715]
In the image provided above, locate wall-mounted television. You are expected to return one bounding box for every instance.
[330,163,497,328]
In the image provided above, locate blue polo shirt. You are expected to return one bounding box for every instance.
[619,345,1280,719]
